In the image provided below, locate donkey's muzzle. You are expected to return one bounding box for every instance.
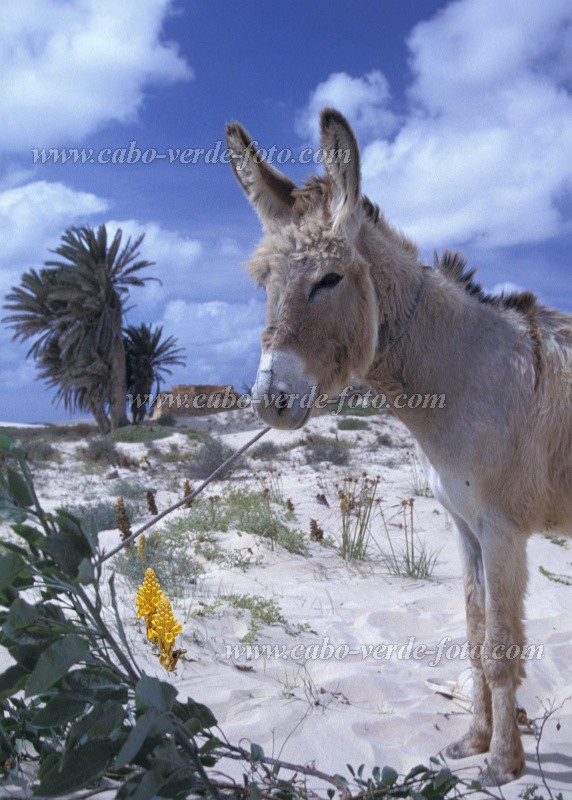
[251,350,315,430]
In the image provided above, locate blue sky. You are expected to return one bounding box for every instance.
[0,0,571,422]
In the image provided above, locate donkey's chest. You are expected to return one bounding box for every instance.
[421,454,481,528]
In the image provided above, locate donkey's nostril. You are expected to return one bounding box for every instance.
[276,393,289,415]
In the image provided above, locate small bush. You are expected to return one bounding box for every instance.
[107,478,150,500]
[336,402,381,417]
[22,439,60,464]
[108,425,172,443]
[115,528,203,596]
[338,418,369,431]
[188,435,242,480]
[64,499,142,534]
[167,486,308,555]
[194,593,289,642]
[81,437,120,465]
[156,414,177,427]
[305,434,348,466]
[46,422,95,440]
[251,440,279,460]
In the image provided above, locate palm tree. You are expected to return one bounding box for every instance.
[4,225,154,431]
[124,323,186,423]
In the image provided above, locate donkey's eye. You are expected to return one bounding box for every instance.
[309,272,343,300]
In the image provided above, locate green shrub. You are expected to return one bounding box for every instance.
[64,499,142,534]
[251,440,279,460]
[45,422,95,439]
[22,439,60,464]
[166,486,308,555]
[107,478,151,500]
[108,425,172,443]
[305,434,349,466]
[155,414,177,427]
[80,437,119,465]
[115,528,203,596]
[188,434,242,480]
[337,418,369,431]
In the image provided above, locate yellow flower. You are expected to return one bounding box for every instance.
[135,568,164,636]
[150,596,182,671]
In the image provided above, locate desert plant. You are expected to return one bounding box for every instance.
[107,478,150,500]
[115,523,203,597]
[305,434,349,466]
[251,440,279,460]
[64,499,141,535]
[155,413,177,427]
[539,566,572,585]
[108,425,172,443]
[80,437,120,466]
[338,418,369,431]
[188,434,242,480]
[21,439,60,464]
[409,454,433,497]
[337,474,380,559]
[379,498,440,579]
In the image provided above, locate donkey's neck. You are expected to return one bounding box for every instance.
[364,252,496,453]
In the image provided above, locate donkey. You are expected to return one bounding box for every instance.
[225,108,572,785]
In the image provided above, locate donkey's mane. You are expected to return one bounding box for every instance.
[435,250,538,316]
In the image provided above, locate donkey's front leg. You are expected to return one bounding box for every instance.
[446,517,492,759]
[480,528,528,785]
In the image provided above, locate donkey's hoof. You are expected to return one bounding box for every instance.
[479,753,525,786]
[446,732,490,759]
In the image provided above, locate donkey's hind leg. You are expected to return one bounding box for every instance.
[479,527,527,785]
[446,517,492,759]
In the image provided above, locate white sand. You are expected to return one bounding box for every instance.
[1,409,571,798]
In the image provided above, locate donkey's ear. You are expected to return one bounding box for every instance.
[226,122,296,229]
[320,108,361,225]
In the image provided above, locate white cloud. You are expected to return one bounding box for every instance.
[295,71,398,142]
[490,281,527,296]
[104,218,203,314]
[159,298,265,386]
[0,0,192,151]
[0,180,109,294]
[299,0,572,250]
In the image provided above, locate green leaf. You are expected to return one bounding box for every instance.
[25,634,89,696]
[120,769,166,800]
[381,766,399,786]
[11,523,44,547]
[114,710,170,769]
[0,541,28,557]
[42,532,91,578]
[0,552,26,589]
[250,743,265,763]
[405,764,430,781]
[59,668,127,703]
[0,433,14,451]
[68,701,125,747]
[0,663,30,700]
[135,676,177,714]
[32,698,87,728]
[77,558,94,584]
[7,467,34,507]
[36,740,111,796]
[184,698,217,730]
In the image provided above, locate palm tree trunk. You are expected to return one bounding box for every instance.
[89,400,111,434]
[109,303,128,431]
